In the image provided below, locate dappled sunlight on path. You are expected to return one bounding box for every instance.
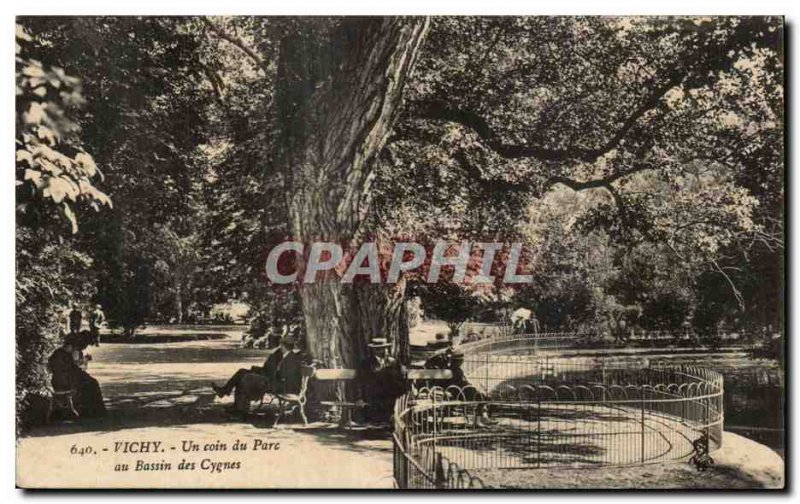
[19,330,393,488]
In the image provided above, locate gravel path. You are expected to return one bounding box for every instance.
[470,432,783,489]
[18,329,393,489]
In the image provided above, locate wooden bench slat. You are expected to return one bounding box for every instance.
[312,368,453,381]
[314,369,358,380]
[319,400,367,407]
[405,369,453,380]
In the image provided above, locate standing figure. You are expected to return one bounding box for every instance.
[88,304,106,345]
[68,303,82,335]
[89,304,106,333]
[510,307,532,334]
[528,315,541,335]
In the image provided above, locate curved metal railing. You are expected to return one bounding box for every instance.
[394,334,723,488]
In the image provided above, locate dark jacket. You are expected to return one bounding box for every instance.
[68,310,82,333]
[48,347,78,392]
[275,350,307,395]
[260,347,285,382]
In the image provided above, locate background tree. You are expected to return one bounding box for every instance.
[376,16,782,341]
[21,17,217,334]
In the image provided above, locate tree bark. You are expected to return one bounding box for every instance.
[274,17,427,379]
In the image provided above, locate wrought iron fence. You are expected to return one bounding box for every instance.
[393,391,487,489]
[394,350,723,488]
[457,331,586,356]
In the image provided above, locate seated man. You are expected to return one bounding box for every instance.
[210,332,303,415]
[273,341,309,396]
[364,338,404,423]
[446,349,496,426]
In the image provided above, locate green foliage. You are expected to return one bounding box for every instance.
[19,17,220,330]
[15,23,108,431]
[376,17,783,336]
[412,282,486,336]
[241,286,303,347]
[16,24,111,233]
[16,231,96,428]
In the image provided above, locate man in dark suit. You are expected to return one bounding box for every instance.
[211,331,305,414]
[364,338,404,422]
[272,344,307,395]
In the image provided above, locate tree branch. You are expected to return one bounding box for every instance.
[545,163,651,192]
[711,259,746,312]
[416,70,684,163]
[199,63,224,102]
[202,17,268,73]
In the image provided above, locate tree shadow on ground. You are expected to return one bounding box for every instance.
[24,380,311,437]
[100,333,229,344]
[428,403,663,468]
[437,432,607,467]
[294,426,393,456]
[25,377,394,446]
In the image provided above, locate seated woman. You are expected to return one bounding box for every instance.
[48,332,107,419]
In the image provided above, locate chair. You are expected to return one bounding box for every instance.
[271,364,316,427]
[51,389,79,419]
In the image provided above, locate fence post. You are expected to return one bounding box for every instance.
[432,388,438,454]
[641,388,646,463]
[393,436,398,488]
[537,396,542,468]
[485,353,490,392]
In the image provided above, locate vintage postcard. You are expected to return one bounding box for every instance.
[15,15,784,489]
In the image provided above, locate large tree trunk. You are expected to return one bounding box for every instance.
[274,18,427,381]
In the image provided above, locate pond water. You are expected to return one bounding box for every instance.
[651,353,784,456]
[482,349,784,456]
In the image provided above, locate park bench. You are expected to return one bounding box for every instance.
[263,365,452,427]
[316,368,454,425]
